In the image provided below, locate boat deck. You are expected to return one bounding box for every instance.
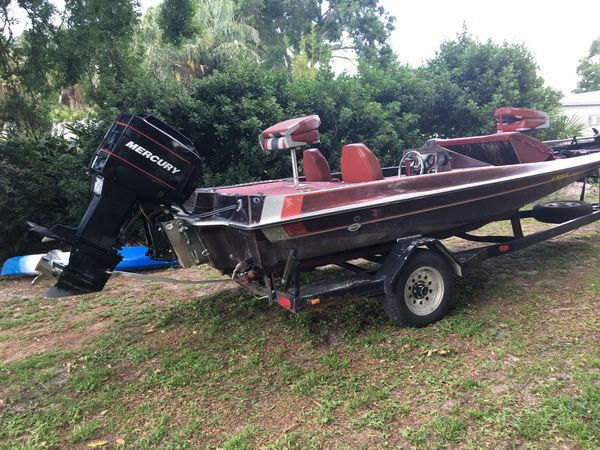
[213,179,345,195]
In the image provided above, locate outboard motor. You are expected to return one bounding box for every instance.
[29,114,202,297]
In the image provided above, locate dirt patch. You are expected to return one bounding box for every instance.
[100,264,233,306]
[0,264,232,364]
[0,276,53,300]
[0,318,112,364]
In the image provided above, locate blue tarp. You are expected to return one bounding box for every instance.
[1,246,178,277]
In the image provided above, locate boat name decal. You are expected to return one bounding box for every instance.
[125,141,182,175]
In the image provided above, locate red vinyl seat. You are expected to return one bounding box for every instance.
[259,115,321,151]
[340,143,383,183]
[303,148,332,182]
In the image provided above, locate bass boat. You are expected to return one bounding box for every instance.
[29,112,600,299]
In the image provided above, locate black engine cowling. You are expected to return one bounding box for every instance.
[30,113,202,297]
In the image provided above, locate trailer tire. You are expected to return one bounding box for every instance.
[532,200,592,224]
[382,249,453,327]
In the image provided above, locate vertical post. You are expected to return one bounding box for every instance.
[290,148,300,186]
[579,178,586,202]
[510,212,523,238]
[282,249,297,290]
[263,273,275,304]
[293,263,301,311]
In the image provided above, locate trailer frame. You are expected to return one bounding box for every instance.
[234,200,600,324]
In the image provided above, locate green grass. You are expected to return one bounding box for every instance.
[222,425,261,450]
[0,185,598,448]
[70,419,101,443]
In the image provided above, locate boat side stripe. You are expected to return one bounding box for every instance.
[268,156,600,223]
[261,195,286,223]
[273,167,592,239]
[281,196,304,218]
[267,154,600,204]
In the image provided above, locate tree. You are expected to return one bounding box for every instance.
[0,0,141,135]
[158,0,198,45]
[424,30,562,136]
[574,35,600,93]
[0,0,59,135]
[56,0,141,103]
[141,0,259,82]
[234,0,395,76]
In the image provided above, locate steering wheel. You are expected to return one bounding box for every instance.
[399,150,424,176]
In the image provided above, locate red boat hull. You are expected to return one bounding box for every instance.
[195,154,600,272]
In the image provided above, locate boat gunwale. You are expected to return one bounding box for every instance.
[184,154,600,231]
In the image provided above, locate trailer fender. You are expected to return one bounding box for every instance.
[378,237,462,296]
[426,241,463,278]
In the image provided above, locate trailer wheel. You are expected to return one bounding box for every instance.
[382,250,453,327]
[533,200,592,224]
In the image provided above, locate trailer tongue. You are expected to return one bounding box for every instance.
[29,114,203,297]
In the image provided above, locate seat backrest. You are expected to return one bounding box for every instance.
[259,115,320,151]
[303,148,332,182]
[340,143,383,183]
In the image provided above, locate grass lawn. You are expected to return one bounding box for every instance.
[0,183,599,449]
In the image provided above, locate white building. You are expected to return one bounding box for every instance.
[562,90,600,137]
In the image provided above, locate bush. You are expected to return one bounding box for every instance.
[0,134,95,261]
[0,51,568,261]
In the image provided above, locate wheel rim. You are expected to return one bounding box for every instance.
[404,265,445,316]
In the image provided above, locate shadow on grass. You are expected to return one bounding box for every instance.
[455,236,599,297]
[125,233,599,349]
[151,283,389,348]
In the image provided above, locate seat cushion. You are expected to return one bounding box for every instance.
[259,115,321,151]
[340,143,383,183]
[303,148,332,182]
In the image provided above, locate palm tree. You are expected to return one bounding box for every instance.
[141,0,260,82]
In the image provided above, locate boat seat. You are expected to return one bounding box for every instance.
[340,143,383,183]
[303,148,332,182]
[259,115,321,151]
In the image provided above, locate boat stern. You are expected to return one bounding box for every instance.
[30,113,203,297]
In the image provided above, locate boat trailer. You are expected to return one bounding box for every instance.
[34,181,599,327]
[234,195,600,326]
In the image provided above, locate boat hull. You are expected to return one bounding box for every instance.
[196,156,600,272]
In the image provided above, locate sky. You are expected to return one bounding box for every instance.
[379,0,598,96]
